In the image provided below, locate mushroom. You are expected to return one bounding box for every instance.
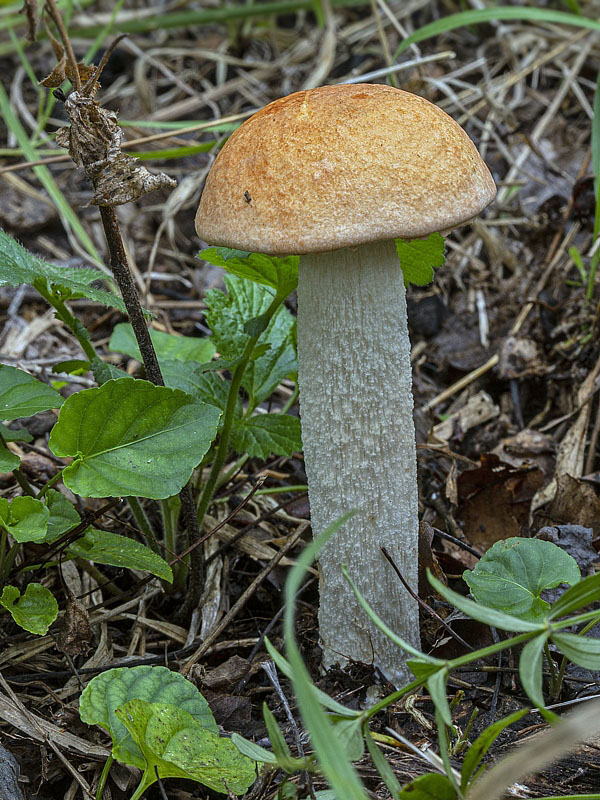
[195,83,496,684]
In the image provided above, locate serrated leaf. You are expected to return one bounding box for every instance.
[90,356,130,385]
[0,229,125,312]
[205,276,297,408]
[0,583,58,635]
[44,489,81,542]
[397,773,457,799]
[49,379,221,498]
[79,665,218,770]
[0,422,33,443]
[0,448,19,472]
[231,413,302,458]
[0,364,63,419]
[549,572,600,619]
[519,632,548,710]
[231,732,277,764]
[463,538,580,622]
[68,528,172,582]
[0,496,49,542]
[460,708,528,792]
[109,322,215,364]
[395,233,445,286]
[552,632,600,670]
[200,247,298,297]
[161,365,241,435]
[116,698,257,795]
[428,571,540,632]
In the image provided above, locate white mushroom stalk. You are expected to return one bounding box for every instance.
[297,240,419,682]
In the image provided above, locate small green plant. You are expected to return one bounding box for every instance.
[79,665,258,799]
[251,526,600,800]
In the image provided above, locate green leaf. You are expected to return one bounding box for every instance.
[116,699,257,795]
[200,247,298,297]
[231,413,302,458]
[0,583,58,635]
[408,659,444,682]
[44,488,81,542]
[428,571,541,632]
[0,422,33,443]
[90,357,130,385]
[49,379,221,499]
[0,448,19,472]
[331,717,365,762]
[160,362,242,428]
[549,572,600,620]
[79,665,218,770]
[109,322,215,364]
[552,632,600,671]
[68,529,172,582]
[395,233,446,286]
[0,496,49,542]
[463,538,580,622]
[427,668,452,727]
[52,359,91,375]
[281,510,369,800]
[230,732,277,764]
[262,703,311,772]
[397,773,457,799]
[205,276,297,408]
[0,364,63,419]
[460,709,528,792]
[519,632,549,710]
[365,731,401,797]
[0,229,125,312]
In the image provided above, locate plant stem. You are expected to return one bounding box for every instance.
[35,283,98,362]
[127,496,158,551]
[195,293,284,531]
[98,207,163,386]
[95,754,113,800]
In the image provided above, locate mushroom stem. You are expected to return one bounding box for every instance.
[297,239,420,685]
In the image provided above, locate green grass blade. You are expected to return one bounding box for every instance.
[395,7,600,57]
[283,511,369,800]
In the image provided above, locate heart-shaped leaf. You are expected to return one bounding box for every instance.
[0,583,58,634]
[49,379,221,498]
[79,665,218,769]
[0,496,49,542]
[463,538,580,622]
[116,699,257,795]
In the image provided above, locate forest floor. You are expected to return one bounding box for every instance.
[1,1,600,798]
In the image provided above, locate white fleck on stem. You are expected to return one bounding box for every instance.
[297,239,420,685]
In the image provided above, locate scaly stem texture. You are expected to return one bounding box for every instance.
[297,239,420,685]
